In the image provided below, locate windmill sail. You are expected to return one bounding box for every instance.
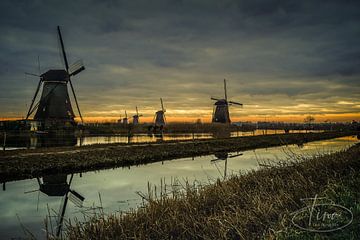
[229,101,243,106]
[69,60,85,77]
[69,190,85,207]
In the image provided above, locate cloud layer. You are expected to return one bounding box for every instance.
[1,0,359,122]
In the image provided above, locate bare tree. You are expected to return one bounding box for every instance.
[304,115,315,124]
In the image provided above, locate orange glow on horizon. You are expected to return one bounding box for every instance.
[1,113,359,123]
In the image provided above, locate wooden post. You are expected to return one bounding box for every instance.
[2,132,6,151]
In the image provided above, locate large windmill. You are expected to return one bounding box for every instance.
[154,98,166,127]
[132,106,142,125]
[211,79,242,124]
[25,26,85,131]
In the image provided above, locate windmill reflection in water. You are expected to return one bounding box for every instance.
[24,174,84,237]
[210,152,243,180]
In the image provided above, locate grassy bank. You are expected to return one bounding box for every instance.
[64,143,360,240]
[0,131,357,182]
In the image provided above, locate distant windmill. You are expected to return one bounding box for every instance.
[24,174,84,237]
[154,98,166,127]
[117,113,122,124]
[211,79,242,123]
[123,110,128,125]
[25,26,85,130]
[132,106,142,125]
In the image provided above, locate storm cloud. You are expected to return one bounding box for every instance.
[0,0,359,121]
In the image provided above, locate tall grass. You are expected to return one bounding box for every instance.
[63,143,360,239]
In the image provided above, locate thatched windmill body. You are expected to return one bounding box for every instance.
[25,26,85,131]
[211,79,242,124]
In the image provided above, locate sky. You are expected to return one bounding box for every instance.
[0,0,359,123]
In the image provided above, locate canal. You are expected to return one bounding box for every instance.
[0,136,357,239]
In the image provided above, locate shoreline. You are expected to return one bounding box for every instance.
[0,131,358,182]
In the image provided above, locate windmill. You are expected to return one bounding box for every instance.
[211,79,242,124]
[122,110,128,125]
[117,113,122,124]
[154,98,166,127]
[24,174,84,237]
[210,152,243,180]
[25,26,85,130]
[132,106,142,125]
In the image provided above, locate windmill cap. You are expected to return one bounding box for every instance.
[214,99,227,105]
[41,70,69,82]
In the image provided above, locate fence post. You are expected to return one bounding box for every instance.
[2,132,6,151]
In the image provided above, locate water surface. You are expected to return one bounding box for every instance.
[3,129,323,150]
[0,136,356,239]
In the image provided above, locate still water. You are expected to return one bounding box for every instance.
[3,129,322,150]
[78,129,306,146]
[0,136,357,239]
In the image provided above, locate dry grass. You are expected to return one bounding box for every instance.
[62,143,360,240]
